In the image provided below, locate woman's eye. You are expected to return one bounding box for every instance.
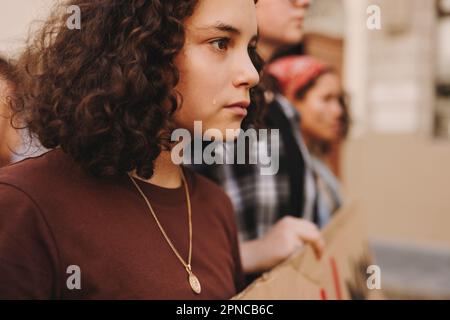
[211,38,230,51]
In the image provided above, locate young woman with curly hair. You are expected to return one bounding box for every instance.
[0,0,262,299]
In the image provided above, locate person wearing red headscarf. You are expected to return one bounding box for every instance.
[267,55,350,227]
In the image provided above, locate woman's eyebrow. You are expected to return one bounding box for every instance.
[195,21,258,40]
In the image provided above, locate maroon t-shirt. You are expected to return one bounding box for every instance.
[0,149,244,299]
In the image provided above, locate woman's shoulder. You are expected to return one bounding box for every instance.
[0,148,77,197]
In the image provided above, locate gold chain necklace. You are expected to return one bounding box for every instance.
[129,167,201,295]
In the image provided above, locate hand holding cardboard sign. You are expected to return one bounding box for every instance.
[240,216,325,274]
[235,202,385,300]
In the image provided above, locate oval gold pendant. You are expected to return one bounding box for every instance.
[189,272,201,294]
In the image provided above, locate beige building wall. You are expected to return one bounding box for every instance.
[307,0,450,249]
[0,0,53,57]
[343,134,450,248]
[342,0,450,248]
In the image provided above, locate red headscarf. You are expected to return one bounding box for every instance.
[266,55,329,99]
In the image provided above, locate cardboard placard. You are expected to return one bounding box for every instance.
[234,202,384,300]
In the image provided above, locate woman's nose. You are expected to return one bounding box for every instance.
[233,55,260,90]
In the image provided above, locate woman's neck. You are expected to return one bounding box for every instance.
[131,151,182,189]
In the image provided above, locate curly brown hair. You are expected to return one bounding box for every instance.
[0,56,19,93]
[1,55,21,167]
[14,0,264,179]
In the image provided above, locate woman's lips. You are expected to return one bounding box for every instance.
[224,102,250,117]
